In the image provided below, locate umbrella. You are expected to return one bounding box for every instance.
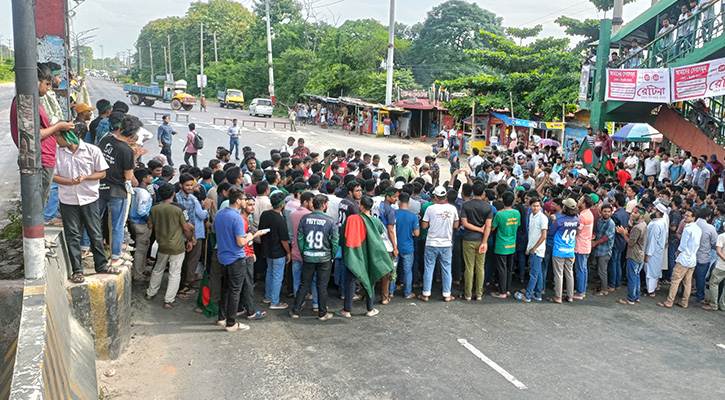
[538,138,560,146]
[612,123,663,142]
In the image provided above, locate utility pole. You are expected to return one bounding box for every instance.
[612,0,624,33]
[100,44,105,70]
[0,35,3,64]
[182,42,188,79]
[384,0,396,105]
[167,35,172,80]
[200,22,205,97]
[149,41,154,83]
[163,45,168,76]
[12,0,45,279]
[213,32,218,65]
[138,45,142,69]
[265,0,276,104]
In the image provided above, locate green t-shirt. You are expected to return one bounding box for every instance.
[149,203,187,255]
[492,208,520,255]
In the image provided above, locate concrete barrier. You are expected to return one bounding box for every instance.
[9,231,98,399]
[0,280,23,399]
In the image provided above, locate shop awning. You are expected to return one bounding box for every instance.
[489,112,539,129]
[394,98,447,111]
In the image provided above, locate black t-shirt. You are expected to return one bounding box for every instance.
[259,210,290,259]
[98,135,135,198]
[460,199,493,241]
[89,116,102,144]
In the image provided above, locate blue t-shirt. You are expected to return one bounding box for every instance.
[213,207,246,265]
[395,209,420,254]
[551,214,579,258]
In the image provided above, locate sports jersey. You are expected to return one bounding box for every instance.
[297,211,339,263]
[551,215,579,258]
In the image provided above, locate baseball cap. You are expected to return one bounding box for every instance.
[394,181,404,190]
[563,198,577,209]
[433,186,447,197]
[589,193,599,204]
[74,103,96,113]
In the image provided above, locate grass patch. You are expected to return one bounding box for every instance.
[0,59,14,83]
[0,201,22,241]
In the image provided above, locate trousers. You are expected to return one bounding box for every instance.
[664,263,694,307]
[60,201,108,274]
[292,261,332,317]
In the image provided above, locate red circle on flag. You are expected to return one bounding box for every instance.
[606,160,615,171]
[202,286,210,305]
[582,149,594,165]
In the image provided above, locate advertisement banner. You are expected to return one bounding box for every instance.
[671,57,725,101]
[578,65,590,101]
[605,68,670,103]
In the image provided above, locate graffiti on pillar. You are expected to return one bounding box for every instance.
[16,94,39,173]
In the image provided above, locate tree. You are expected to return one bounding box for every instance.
[407,0,505,85]
[555,0,637,50]
[506,25,542,45]
[356,69,420,103]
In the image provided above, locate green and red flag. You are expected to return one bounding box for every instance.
[342,214,395,297]
[576,138,599,173]
[323,156,334,181]
[599,151,616,177]
[196,270,219,318]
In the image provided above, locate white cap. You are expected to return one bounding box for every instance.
[433,186,447,197]
[394,181,404,189]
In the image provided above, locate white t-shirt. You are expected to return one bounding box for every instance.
[659,160,673,181]
[469,155,483,174]
[527,211,548,257]
[488,171,505,183]
[716,233,725,271]
[423,203,459,247]
[625,155,639,177]
[325,194,342,222]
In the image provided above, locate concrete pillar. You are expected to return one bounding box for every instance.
[590,19,613,131]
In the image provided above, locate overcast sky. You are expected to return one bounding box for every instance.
[0,0,652,58]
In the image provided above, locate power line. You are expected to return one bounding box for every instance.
[519,1,590,26]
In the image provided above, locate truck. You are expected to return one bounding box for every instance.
[123,80,197,111]
[217,89,245,109]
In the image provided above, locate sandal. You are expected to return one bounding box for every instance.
[546,297,562,304]
[163,302,177,309]
[176,292,190,300]
[145,294,154,301]
[459,293,472,301]
[443,296,455,302]
[416,294,429,302]
[701,304,716,311]
[404,293,416,299]
[71,273,85,283]
[618,298,635,305]
[97,266,123,275]
[246,311,267,320]
[656,301,672,308]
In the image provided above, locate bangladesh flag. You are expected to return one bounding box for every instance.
[323,156,334,181]
[576,138,599,173]
[599,151,616,177]
[196,270,219,318]
[342,213,395,298]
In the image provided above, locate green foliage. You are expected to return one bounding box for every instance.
[0,58,14,83]
[407,0,504,85]
[440,29,580,121]
[357,69,420,103]
[506,25,543,44]
[0,202,22,241]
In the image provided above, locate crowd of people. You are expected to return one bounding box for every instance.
[11,62,725,334]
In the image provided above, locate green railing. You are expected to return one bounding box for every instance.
[616,0,724,69]
[670,96,725,145]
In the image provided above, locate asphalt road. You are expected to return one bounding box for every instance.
[86,81,725,399]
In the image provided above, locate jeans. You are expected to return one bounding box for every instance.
[292,261,332,317]
[43,182,59,222]
[626,259,642,302]
[525,254,543,299]
[596,255,611,291]
[237,257,258,316]
[98,196,129,260]
[161,144,173,166]
[219,258,245,327]
[229,137,240,159]
[397,252,414,297]
[462,240,486,298]
[574,253,590,296]
[344,265,374,312]
[147,252,185,304]
[129,222,151,280]
[264,256,286,305]
[666,244,677,281]
[412,238,421,284]
[695,262,711,303]
[334,256,347,298]
[292,260,318,307]
[452,235,463,282]
[608,249,624,289]
[40,166,53,207]
[515,250,526,280]
[209,252,224,307]
[59,201,108,274]
[423,246,453,297]
[183,152,197,167]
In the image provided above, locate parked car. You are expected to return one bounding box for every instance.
[249,98,274,117]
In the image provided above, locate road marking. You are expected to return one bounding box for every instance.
[458,339,527,390]
[255,127,262,132]
[256,144,266,149]
[717,343,725,350]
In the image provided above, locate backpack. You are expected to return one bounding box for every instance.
[192,132,204,150]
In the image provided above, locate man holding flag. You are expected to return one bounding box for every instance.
[336,195,394,318]
[576,135,599,173]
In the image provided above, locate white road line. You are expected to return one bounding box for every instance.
[256,144,266,149]
[458,339,527,390]
[716,343,725,350]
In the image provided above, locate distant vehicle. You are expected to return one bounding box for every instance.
[124,80,197,111]
[249,98,273,117]
[217,89,245,108]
